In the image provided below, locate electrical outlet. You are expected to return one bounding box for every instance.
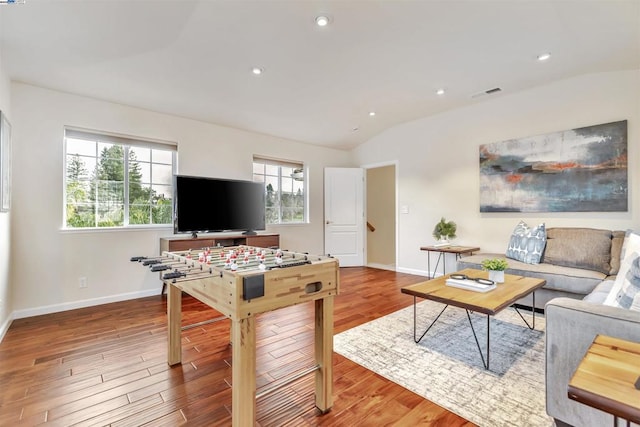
[79,277,88,288]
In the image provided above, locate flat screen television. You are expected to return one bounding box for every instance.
[173,175,265,236]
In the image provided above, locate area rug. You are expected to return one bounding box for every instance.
[334,300,554,427]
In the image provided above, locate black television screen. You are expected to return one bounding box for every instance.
[174,175,265,236]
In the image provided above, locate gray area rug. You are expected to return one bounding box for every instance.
[334,300,554,427]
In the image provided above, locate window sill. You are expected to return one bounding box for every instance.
[267,222,309,227]
[60,225,173,234]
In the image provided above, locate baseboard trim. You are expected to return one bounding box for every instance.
[0,312,14,343]
[366,263,396,271]
[12,289,161,320]
[395,266,430,277]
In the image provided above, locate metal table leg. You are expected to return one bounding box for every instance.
[412,296,449,343]
[428,252,445,279]
[513,291,537,330]
[466,310,491,370]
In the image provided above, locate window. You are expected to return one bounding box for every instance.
[64,128,176,228]
[253,156,306,224]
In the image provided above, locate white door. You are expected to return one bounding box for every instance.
[324,167,364,266]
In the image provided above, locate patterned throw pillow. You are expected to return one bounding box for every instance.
[608,252,640,312]
[604,230,640,307]
[505,221,547,264]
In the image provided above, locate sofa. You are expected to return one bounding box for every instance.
[456,227,626,310]
[545,289,640,427]
[545,229,640,427]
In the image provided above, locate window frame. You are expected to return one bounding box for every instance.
[63,127,177,230]
[252,156,307,225]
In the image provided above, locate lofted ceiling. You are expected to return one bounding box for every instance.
[0,0,639,150]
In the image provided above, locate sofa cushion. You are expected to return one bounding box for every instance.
[505,221,546,264]
[543,228,613,274]
[457,253,606,295]
[582,280,614,305]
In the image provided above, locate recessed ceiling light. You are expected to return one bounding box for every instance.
[537,52,551,61]
[251,67,264,75]
[436,88,445,95]
[369,111,376,117]
[315,15,330,27]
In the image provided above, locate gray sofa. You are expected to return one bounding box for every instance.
[545,284,640,427]
[456,227,625,310]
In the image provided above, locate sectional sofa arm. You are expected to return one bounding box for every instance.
[545,297,640,427]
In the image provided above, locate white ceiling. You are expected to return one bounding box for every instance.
[1,0,639,150]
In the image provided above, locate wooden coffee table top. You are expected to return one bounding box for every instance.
[401,268,546,315]
[568,334,640,423]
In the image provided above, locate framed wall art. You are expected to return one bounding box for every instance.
[479,120,627,213]
[1,111,11,212]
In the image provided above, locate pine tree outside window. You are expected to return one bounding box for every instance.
[252,157,306,224]
[64,128,176,229]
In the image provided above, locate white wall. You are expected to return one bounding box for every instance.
[10,83,351,317]
[8,70,639,317]
[353,70,640,276]
[0,26,13,339]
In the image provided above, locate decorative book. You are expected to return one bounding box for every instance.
[445,278,496,293]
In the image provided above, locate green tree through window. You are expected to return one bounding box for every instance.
[253,157,306,224]
[64,129,176,228]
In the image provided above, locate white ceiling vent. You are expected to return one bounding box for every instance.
[471,87,502,98]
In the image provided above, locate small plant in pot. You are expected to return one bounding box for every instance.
[481,258,509,283]
[432,217,457,246]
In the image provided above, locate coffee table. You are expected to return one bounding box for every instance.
[401,268,546,370]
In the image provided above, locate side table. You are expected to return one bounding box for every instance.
[420,245,480,279]
[568,334,640,427]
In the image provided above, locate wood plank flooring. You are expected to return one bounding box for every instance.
[0,267,474,426]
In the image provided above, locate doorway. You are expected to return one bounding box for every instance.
[366,164,396,270]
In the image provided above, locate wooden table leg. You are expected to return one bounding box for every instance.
[314,296,334,413]
[232,317,256,427]
[167,283,182,366]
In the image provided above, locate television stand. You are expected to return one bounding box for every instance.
[242,230,257,236]
[160,233,280,253]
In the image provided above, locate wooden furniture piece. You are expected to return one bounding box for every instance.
[159,234,279,294]
[568,334,640,426]
[161,233,279,252]
[160,245,339,427]
[401,268,545,370]
[420,245,480,278]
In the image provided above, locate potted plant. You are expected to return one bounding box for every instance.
[481,258,509,283]
[432,217,457,246]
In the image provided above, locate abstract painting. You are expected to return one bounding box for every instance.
[480,120,627,212]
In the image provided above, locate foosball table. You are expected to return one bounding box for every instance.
[132,244,340,426]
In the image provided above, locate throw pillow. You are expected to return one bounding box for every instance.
[543,228,612,274]
[604,230,640,307]
[606,252,640,312]
[505,221,547,264]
